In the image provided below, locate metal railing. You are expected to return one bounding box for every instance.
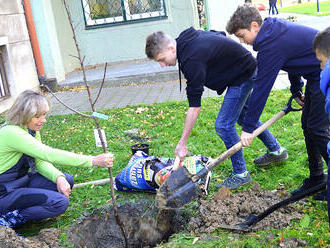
[82,0,167,27]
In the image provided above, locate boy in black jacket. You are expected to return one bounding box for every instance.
[227,5,329,196]
[145,27,288,189]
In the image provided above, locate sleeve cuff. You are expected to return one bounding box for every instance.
[87,155,94,167]
[188,96,201,107]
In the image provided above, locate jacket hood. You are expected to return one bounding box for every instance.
[176,27,199,62]
[253,17,288,51]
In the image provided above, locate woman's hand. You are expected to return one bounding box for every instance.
[56,176,71,198]
[92,153,114,168]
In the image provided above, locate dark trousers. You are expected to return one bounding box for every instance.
[269,2,279,15]
[0,173,74,222]
[302,80,330,178]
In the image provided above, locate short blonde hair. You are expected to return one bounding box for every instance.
[6,90,49,127]
[145,31,174,59]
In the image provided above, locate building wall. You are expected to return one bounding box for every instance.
[206,0,242,31]
[0,0,39,113]
[30,0,66,82]
[50,0,80,76]
[51,0,199,72]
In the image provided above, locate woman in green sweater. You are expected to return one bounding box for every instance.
[0,90,114,228]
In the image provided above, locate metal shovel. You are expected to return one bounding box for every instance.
[156,96,301,209]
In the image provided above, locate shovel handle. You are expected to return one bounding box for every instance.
[173,156,181,170]
[205,110,286,172]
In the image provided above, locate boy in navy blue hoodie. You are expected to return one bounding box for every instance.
[145,28,288,189]
[227,5,329,196]
[314,26,330,219]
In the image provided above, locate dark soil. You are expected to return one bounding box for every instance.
[0,226,61,248]
[131,143,149,155]
[188,182,305,233]
[0,183,308,248]
[67,200,189,248]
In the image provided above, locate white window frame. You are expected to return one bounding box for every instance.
[0,37,10,100]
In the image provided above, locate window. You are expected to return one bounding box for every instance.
[81,0,167,28]
[0,49,10,99]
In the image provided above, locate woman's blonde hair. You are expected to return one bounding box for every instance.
[5,90,49,127]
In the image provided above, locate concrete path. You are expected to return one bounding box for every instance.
[48,12,329,116]
[48,75,290,116]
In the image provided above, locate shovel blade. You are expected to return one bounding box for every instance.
[160,166,193,193]
[165,180,200,208]
[156,167,203,208]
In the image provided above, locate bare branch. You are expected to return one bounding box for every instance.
[42,84,92,118]
[92,62,107,107]
[61,0,128,246]
[69,54,80,60]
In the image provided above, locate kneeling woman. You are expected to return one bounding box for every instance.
[0,90,114,228]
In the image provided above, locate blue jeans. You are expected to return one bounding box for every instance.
[215,76,281,174]
[269,2,278,15]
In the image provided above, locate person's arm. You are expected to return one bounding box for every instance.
[35,159,65,183]
[321,61,330,119]
[3,126,114,182]
[175,60,206,161]
[175,107,201,161]
[6,127,94,167]
[288,74,305,106]
[241,50,285,146]
[183,61,206,108]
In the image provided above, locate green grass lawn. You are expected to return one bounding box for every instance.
[280,1,330,16]
[15,89,330,247]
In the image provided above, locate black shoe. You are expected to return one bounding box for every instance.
[254,149,288,166]
[291,175,327,196]
[313,189,327,201]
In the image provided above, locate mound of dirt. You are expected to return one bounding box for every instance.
[188,183,305,233]
[0,226,61,248]
[0,183,307,247]
[67,200,189,248]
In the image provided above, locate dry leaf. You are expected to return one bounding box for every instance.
[279,232,283,242]
[192,237,199,244]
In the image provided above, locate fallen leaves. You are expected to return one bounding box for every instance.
[59,85,98,92]
[135,107,149,114]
